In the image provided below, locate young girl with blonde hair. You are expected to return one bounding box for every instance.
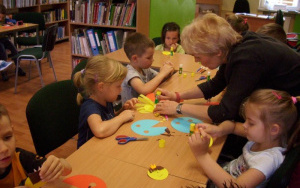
[73,56,138,148]
[189,89,299,188]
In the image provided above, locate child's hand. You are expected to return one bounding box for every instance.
[123,98,138,110]
[188,128,211,158]
[7,22,14,26]
[159,63,174,77]
[39,155,65,182]
[171,43,178,52]
[119,110,135,122]
[196,123,223,138]
[155,88,177,101]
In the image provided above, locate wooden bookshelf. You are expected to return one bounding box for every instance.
[0,0,69,42]
[69,0,150,70]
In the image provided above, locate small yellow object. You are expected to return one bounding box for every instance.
[150,164,157,169]
[162,51,170,55]
[191,72,195,77]
[156,91,162,95]
[183,73,187,78]
[154,113,160,117]
[25,177,46,188]
[159,139,165,148]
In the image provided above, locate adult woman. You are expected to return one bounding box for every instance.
[154,13,300,124]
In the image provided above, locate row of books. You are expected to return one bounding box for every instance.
[71,28,132,56]
[72,57,86,69]
[40,0,67,4]
[43,8,67,23]
[2,0,36,8]
[69,0,136,27]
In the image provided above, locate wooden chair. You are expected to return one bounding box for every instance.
[26,80,80,157]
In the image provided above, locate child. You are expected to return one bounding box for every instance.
[189,89,298,188]
[225,13,249,34]
[73,55,138,148]
[256,23,287,44]
[121,32,174,104]
[0,104,72,187]
[155,22,185,54]
[0,4,26,81]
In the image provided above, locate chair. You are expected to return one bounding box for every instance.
[266,145,300,188]
[13,24,58,93]
[70,58,87,80]
[275,9,284,27]
[26,80,80,157]
[152,37,162,46]
[12,12,46,47]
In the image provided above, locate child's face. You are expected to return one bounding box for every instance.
[102,79,124,102]
[164,31,179,48]
[136,47,154,69]
[0,116,15,173]
[243,103,267,143]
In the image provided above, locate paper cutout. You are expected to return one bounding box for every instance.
[24,170,46,188]
[147,165,169,180]
[136,94,155,113]
[162,51,171,55]
[146,93,155,102]
[131,120,166,136]
[63,174,106,188]
[171,117,203,133]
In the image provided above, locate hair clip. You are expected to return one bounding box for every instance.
[243,18,248,24]
[94,74,98,83]
[291,96,297,104]
[80,69,85,75]
[272,91,282,99]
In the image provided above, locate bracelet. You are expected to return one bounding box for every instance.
[175,92,181,103]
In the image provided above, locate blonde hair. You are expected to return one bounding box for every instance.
[0,104,11,122]
[181,13,242,58]
[226,13,249,34]
[73,55,127,105]
[124,32,154,59]
[243,89,299,147]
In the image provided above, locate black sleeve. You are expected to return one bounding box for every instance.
[17,148,47,174]
[208,53,265,123]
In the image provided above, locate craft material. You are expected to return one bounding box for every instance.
[159,139,165,148]
[115,135,148,144]
[148,164,169,180]
[179,64,183,75]
[189,123,195,136]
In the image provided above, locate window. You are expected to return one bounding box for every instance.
[259,0,300,10]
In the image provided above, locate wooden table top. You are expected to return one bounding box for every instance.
[46,71,224,188]
[0,23,38,35]
[105,48,201,73]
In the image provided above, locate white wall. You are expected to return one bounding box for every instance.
[222,0,260,14]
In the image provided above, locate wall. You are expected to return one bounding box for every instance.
[149,0,196,39]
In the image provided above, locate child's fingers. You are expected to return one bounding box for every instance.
[40,156,61,179]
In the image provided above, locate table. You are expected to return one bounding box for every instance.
[47,72,226,187]
[0,23,39,45]
[105,48,201,73]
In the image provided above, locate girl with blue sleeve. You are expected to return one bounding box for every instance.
[73,56,138,148]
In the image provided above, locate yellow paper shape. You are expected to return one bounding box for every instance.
[162,51,170,55]
[25,177,46,188]
[136,94,156,113]
[147,168,169,180]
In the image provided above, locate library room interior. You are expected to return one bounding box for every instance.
[0,0,299,187]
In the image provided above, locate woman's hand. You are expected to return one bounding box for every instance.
[123,98,139,110]
[153,100,178,115]
[156,88,177,101]
[188,128,211,158]
[39,155,65,182]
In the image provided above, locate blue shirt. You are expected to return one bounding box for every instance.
[77,98,115,148]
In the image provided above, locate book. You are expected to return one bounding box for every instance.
[106,30,118,52]
[86,28,100,56]
[94,28,104,54]
[114,30,124,50]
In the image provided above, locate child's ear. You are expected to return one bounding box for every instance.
[96,82,105,92]
[270,123,280,136]
[131,54,138,62]
[216,50,222,57]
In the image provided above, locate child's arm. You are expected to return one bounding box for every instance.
[130,64,174,95]
[196,120,246,138]
[189,129,265,188]
[39,155,72,182]
[87,110,135,138]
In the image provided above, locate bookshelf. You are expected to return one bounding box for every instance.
[0,0,69,42]
[69,0,150,69]
[195,0,222,17]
